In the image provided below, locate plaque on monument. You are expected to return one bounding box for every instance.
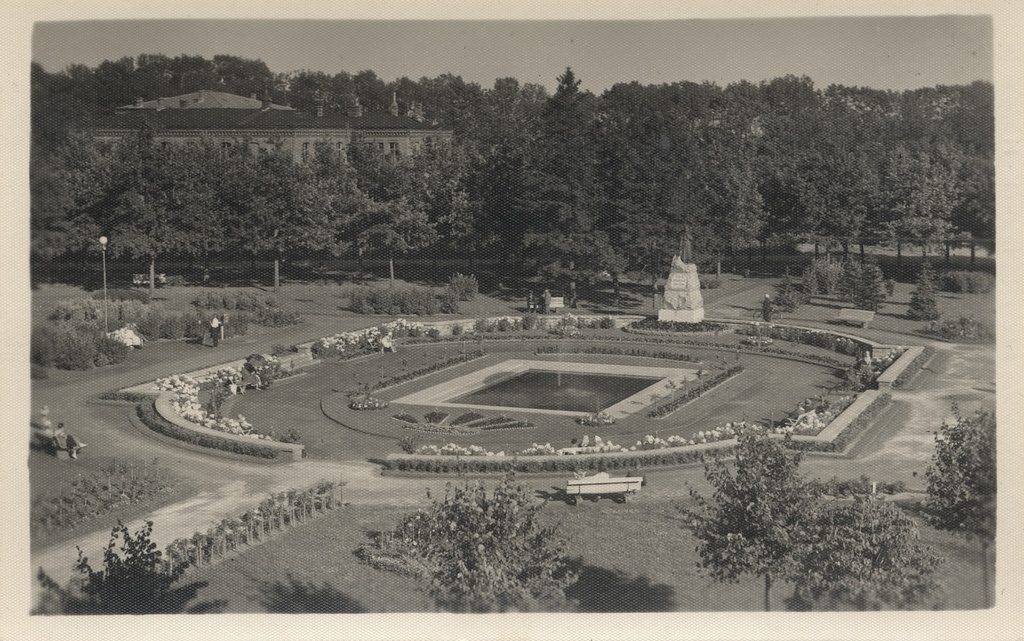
[658,253,705,323]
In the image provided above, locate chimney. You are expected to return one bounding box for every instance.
[389,91,399,116]
[135,96,143,108]
[349,97,363,118]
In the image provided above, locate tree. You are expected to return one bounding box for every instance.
[907,260,940,321]
[790,499,942,610]
[358,471,577,612]
[688,432,816,611]
[925,406,996,606]
[34,521,215,614]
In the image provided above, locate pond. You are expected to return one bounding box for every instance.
[447,370,663,413]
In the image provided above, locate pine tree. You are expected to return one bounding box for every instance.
[854,259,886,311]
[907,261,940,320]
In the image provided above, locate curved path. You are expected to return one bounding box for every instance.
[27,300,995,607]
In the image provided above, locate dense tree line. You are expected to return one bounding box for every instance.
[31,55,994,288]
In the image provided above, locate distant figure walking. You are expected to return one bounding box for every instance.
[210,315,222,347]
[761,294,774,322]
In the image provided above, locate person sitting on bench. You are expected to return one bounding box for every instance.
[53,423,87,459]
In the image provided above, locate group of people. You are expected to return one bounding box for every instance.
[37,406,87,459]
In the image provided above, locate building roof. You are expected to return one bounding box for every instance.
[119,90,293,110]
[87,108,446,133]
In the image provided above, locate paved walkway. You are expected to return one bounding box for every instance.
[27,285,996,608]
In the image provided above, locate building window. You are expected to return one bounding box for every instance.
[389,142,401,159]
[220,141,232,157]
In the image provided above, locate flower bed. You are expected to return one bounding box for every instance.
[136,402,286,460]
[578,411,615,427]
[773,393,857,437]
[349,396,390,410]
[154,375,270,440]
[311,319,431,359]
[647,366,744,418]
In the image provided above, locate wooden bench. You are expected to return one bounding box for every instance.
[565,472,643,505]
[133,273,167,287]
[837,308,875,328]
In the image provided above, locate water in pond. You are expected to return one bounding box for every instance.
[447,370,661,413]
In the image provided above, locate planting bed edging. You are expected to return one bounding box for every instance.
[875,346,926,389]
[153,392,304,461]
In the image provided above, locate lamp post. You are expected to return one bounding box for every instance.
[99,236,108,333]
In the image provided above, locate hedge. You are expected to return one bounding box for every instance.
[647,366,744,418]
[786,393,893,454]
[136,401,282,460]
[890,347,933,389]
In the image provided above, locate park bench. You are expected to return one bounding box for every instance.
[133,273,167,287]
[565,472,643,505]
[837,308,875,328]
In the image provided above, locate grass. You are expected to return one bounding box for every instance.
[179,496,988,613]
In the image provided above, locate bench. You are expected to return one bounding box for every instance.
[133,273,167,287]
[837,308,875,328]
[565,472,643,505]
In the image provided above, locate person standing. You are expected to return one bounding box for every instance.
[210,315,221,347]
[761,294,774,322]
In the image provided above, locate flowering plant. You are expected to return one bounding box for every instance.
[154,374,274,440]
[415,443,498,457]
[349,396,390,410]
[577,411,615,427]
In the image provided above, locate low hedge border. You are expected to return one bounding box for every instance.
[887,347,934,389]
[377,391,896,474]
[137,398,301,461]
[648,366,744,418]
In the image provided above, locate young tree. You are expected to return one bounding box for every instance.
[791,499,942,610]
[907,260,940,321]
[925,406,996,606]
[34,521,210,614]
[358,471,577,612]
[688,432,816,611]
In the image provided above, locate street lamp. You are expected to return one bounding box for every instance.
[99,236,108,333]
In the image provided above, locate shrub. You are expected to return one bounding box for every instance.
[54,326,99,370]
[521,313,540,331]
[939,270,994,294]
[774,274,808,312]
[95,334,131,365]
[699,275,722,289]
[930,316,995,343]
[907,262,940,321]
[349,286,439,316]
[598,316,616,329]
[159,314,186,340]
[803,257,843,296]
[438,287,460,314]
[447,272,479,301]
[256,307,300,327]
[451,322,464,336]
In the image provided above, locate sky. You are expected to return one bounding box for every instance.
[31,15,993,93]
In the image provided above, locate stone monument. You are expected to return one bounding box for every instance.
[658,229,705,323]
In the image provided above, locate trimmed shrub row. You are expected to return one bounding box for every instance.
[628,319,727,333]
[927,316,995,343]
[787,393,893,453]
[360,350,486,393]
[647,366,744,418]
[136,401,282,460]
[535,344,697,363]
[890,347,934,389]
[377,444,728,475]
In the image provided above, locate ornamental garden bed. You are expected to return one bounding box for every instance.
[121,314,918,467]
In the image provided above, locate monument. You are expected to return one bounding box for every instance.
[658,228,705,323]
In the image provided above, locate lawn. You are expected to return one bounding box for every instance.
[179,495,988,613]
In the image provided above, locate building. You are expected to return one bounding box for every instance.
[84,90,451,161]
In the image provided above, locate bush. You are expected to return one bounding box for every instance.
[52,326,98,370]
[158,314,186,340]
[699,275,722,289]
[256,307,300,327]
[349,286,439,316]
[930,316,995,343]
[939,270,994,294]
[775,274,808,312]
[95,334,131,365]
[438,287,460,314]
[447,273,479,301]
[803,257,843,296]
[907,262,940,321]
[521,313,541,331]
